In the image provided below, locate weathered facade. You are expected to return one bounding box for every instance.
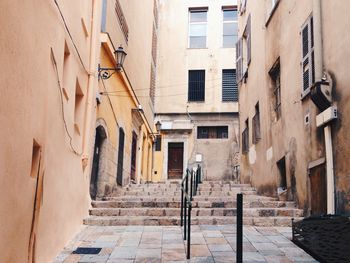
[237,0,350,215]
[0,1,101,262]
[154,0,240,181]
[90,0,157,199]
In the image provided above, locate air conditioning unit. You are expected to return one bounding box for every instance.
[316,106,338,127]
[310,80,332,111]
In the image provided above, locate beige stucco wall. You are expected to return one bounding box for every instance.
[157,0,238,114]
[0,0,101,262]
[238,0,350,213]
[104,0,156,124]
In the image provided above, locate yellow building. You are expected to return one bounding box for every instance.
[89,0,159,199]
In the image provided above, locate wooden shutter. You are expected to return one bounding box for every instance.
[301,16,315,93]
[247,15,251,65]
[236,38,243,83]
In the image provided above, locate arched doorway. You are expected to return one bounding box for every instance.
[90,125,107,199]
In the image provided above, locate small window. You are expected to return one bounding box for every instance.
[197,126,228,139]
[252,102,261,144]
[155,135,162,151]
[277,157,287,189]
[188,70,205,102]
[222,8,238,48]
[242,119,249,153]
[30,139,41,178]
[222,69,238,102]
[269,58,281,120]
[74,79,84,134]
[189,9,207,48]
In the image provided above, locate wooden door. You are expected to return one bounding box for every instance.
[168,142,184,179]
[90,126,104,199]
[310,164,327,215]
[130,132,137,182]
[117,128,125,186]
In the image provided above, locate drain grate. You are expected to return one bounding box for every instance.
[72,247,102,255]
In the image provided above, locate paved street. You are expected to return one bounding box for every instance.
[54,225,318,263]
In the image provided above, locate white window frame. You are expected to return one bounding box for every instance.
[222,7,238,48]
[188,8,208,49]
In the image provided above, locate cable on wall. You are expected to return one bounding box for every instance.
[51,48,82,156]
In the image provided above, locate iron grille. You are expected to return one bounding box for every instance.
[188,70,205,102]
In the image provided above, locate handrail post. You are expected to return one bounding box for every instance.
[187,202,192,259]
[236,193,243,263]
[184,195,187,240]
[190,170,193,201]
[180,183,184,226]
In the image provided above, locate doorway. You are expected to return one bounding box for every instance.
[168,142,184,179]
[117,128,125,186]
[90,125,106,199]
[310,164,327,215]
[130,131,137,182]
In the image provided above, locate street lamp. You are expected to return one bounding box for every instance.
[98,46,127,79]
[155,121,161,134]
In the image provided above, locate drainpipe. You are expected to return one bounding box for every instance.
[313,0,335,214]
[82,0,101,171]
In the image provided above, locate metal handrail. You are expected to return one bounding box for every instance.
[180,165,202,259]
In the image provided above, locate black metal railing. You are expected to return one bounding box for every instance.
[180,165,202,259]
[292,215,350,263]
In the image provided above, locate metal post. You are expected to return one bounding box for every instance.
[236,193,243,263]
[190,170,193,201]
[184,195,187,240]
[181,186,184,226]
[187,202,192,259]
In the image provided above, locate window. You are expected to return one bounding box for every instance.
[188,70,205,102]
[236,14,251,83]
[301,16,315,95]
[197,126,228,139]
[277,157,287,190]
[222,69,238,102]
[115,0,129,42]
[223,8,238,48]
[189,8,207,48]
[74,79,84,134]
[101,0,107,32]
[269,58,281,120]
[242,119,249,153]
[30,139,41,178]
[150,64,156,105]
[155,135,162,151]
[252,102,261,144]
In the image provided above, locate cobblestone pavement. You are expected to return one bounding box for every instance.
[54,225,318,263]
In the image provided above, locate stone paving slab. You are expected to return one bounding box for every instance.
[54,225,318,263]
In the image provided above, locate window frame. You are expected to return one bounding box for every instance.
[197,126,229,139]
[222,7,238,48]
[188,69,205,102]
[188,8,208,49]
[269,58,281,120]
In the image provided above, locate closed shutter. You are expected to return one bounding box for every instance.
[247,14,251,65]
[222,69,238,102]
[236,38,243,83]
[301,16,315,93]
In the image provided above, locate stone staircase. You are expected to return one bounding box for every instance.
[84,181,303,227]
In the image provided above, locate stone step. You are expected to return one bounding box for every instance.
[92,200,296,209]
[112,190,258,197]
[84,215,298,227]
[89,207,303,217]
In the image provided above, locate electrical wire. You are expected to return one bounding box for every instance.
[53,0,89,74]
[51,49,82,156]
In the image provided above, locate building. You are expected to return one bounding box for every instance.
[237,0,350,215]
[154,0,240,181]
[90,0,157,199]
[0,1,100,262]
